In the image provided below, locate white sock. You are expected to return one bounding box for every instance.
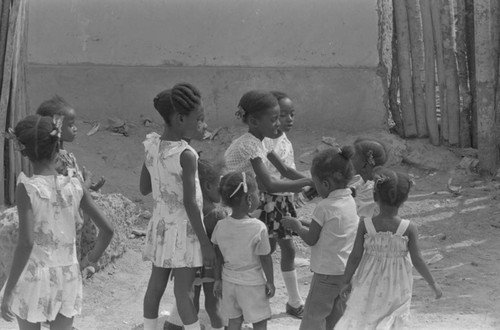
[143,317,158,330]
[282,269,304,308]
[166,303,183,326]
[183,320,201,330]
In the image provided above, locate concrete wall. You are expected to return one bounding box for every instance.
[26,0,386,131]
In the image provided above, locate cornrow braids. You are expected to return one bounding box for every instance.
[353,138,388,167]
[171,83,202,114]
[237,90,278,124]
[14,115,60,162]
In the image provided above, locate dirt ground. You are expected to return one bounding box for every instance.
[1,117,500,330]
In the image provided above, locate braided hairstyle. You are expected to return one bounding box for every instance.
[373,168,412,207]
[153,83,202,125]
[311,146,355,188]
[219,172,257,208]
[36,95,73,117]
[14,115,61,162]
[236,90,278,124]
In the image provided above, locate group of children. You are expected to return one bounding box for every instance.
[0,83,442,330]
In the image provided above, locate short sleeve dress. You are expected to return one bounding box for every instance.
[224,132,273,176]
[142,133,204,268]
[0,172,84,323]
[335,218,413,330]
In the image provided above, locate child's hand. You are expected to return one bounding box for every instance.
[432,283,443,299]
[265,282,275,298]
[90,176,106,191]
[201,243,217,268]
[213,279,222,299]
[1,293,14,322]
[339,283,352,301]
[281,217,301,232]
[82,166,93,189]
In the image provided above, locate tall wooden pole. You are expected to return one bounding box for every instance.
[475,0,498,173]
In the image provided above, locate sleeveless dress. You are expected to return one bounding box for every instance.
[335,218,413,330]
[0,172,84,323]
[142,133,204,268]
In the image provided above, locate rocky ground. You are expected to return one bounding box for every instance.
[1,118,500,330]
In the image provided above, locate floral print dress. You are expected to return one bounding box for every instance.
[335,218,413,330]
[0,172,84,323]
[142,133,204,268]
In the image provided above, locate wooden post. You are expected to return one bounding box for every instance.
[420,0,440,145]
[393,0,418,137]
[465,0,477,148]
[431,0,448,143]
[475,0,498,173]
[455,0,472,148]
[406,0,427,138]
[440,0,461,146]
[389,13,404,137]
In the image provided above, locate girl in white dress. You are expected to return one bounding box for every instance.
[140,83,215,330]
[336,168,442,330]
[1,115,113,330]
[224,90,313,319]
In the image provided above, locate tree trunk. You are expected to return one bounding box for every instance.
[393,0,418,137]
[475,0,498,173]
[389,12,404,137]
[455,0,472,148]
[406,0,427,137]
[419,0,440,145]
[377,0,393,130]
[465,0,477,148]
[440,0,461,146]
[431,0,448,143]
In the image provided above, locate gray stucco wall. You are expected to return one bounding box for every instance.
[26,0,386,131]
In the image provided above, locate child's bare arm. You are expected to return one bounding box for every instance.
[181,150,216,266]
[1,184,34,321]
[343,220,366,284]
[407,223,442,298]
[213,245,223,298]
[251,157,312,194]
[282,216,322,246]
[259,254,275,298]
[267,151,306,180]
[139,163,152,195]
[80,188,114,268]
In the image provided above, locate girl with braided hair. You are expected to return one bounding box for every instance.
[336,168,442,330]
[1,115,113,329]
[139,83,215,330]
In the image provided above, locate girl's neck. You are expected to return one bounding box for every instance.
[248,128,264,141]
[32,160,58,176]
[161,126,183,141]
[377,204,400,218]
[230,207,250,220]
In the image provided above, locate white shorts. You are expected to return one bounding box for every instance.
[221,281,272,324]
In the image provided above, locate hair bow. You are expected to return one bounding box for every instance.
[230,172,248,198]
[5,128,25,151]
[50,115,64,139]
[235,105,246,120]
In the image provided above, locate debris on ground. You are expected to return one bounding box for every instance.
[107,116,129,136]
[84,121,101,136]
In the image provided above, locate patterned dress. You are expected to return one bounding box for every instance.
[142,133,204,268]
[335,218,413,330]
[0,172,84,323]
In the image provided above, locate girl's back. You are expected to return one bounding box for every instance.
[337,217,413,330]
[19,173,83,265]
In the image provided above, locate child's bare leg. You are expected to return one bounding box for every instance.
[202,282,224,328]
[252,319,268,330]
[49,313,73,330]
[17,318,40,330]
[173,267,198,326]
[269,237,277,254]
[278,238,295,272]
[193,284,202,314]
[143,265,170,318]
[227,316,244,330]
